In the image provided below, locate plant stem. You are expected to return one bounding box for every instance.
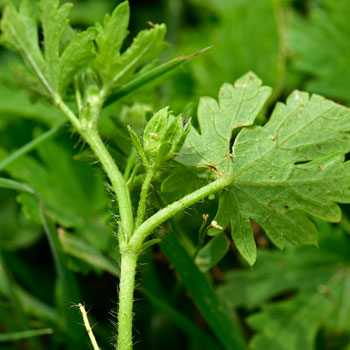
[130,174,233,252]
[117,251,138,350]
[83,128,134,245]
[123,149,137,181]
[56,100,134,245]
[135,165,156,228]
[78,303,100,350]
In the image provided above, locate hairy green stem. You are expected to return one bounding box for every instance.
[117,251,138,350]
[57,97,233,350]
[82,128,134,244]
[130,174,232,253]
[57,100,134,245]
[135,165,156,228]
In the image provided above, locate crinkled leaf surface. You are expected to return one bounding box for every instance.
[0,0,96,99]
[178,73,350,264]
[289,0,350,102]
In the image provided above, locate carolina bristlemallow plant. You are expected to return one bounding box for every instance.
[2,1,350,349]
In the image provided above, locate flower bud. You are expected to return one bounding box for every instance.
[143,107,190,165]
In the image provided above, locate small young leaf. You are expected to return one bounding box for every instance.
[93,1,130,86]
[127,125,149,168]
[59,28,97,94]
[195,233,230,272]
[38,0,73,93]
[94,1,167,95]
[1,0,49,95]
[141,238,161,251]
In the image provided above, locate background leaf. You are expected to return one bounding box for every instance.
[289,0,350,102]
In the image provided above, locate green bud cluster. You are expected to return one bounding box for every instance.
[128,107,190,169]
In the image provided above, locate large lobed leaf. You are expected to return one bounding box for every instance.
[178,72,350,265]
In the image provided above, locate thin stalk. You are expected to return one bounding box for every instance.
[135,165,156,228]
[82,129,134,245]
[117,251,138,350]
[129,174,233,252]
[123,149,137,181]
[74,76,83,113]
[78,304,100,350]
[55,98,81,131]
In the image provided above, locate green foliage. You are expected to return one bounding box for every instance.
[194,233,230,272]
[1,0,350,349]
[179,72,350,265]
[178,72,272,172]
[289,0,350,102]
[0,0,96,100]
[218,223,350,350]
[5,138,111,250]
[94,2,167,95]
[167,0,284,106]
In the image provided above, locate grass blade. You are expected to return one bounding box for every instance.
[141,287,222,350]
[104,47,211,106]
[39,203,86,348]
[0,328,53,342]
[0,122,65,172]
[159,230,247,350]
[0,177,34,193]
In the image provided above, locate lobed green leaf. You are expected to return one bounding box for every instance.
[0,0,97,100]
[179,73,350,263]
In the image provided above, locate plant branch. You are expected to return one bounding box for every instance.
[135,165,156,228]
[129,174,232,252]
[56,98,81,131]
